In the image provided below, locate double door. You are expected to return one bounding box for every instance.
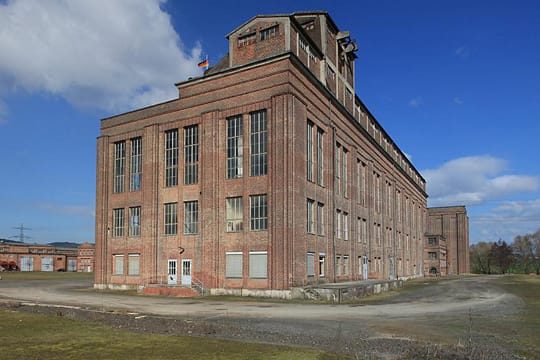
[167,259,191,286]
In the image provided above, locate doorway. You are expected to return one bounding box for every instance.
[181,259,192,286]
[168,259,177,285]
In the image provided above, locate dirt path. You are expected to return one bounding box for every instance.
[0,276,524,359]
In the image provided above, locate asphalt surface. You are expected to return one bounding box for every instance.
[0,275,519,320]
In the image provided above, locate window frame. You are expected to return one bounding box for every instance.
[164,202,178,235]
[113,208,125,237]
[250,194,268,231]
[184,125,199,185]
[226,115,243,179]
[226,197,243,232]
[128,206,141,237]
[113,141,126,193]
[250,110,268,177]
[184,200,199,235]
[164,129,178,187]
[130,137,142,191]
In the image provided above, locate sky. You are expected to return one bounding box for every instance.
[0,0,539,245]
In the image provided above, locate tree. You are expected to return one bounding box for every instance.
[470,242,493,274]
[489,240,514,274]
[512,234,535,273]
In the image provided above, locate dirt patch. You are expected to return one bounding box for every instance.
[0,300,523,360]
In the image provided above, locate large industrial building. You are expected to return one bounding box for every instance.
[95,11,430,296]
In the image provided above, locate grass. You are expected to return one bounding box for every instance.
[0,308,347,360]
[484,274,540,357]
[0,271,93,281]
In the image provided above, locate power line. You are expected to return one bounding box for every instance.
[10,224,31,242]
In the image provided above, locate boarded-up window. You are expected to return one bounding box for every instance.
[249,251,267,279]
[128,254,139,275]
[307,252,315,277]
[114,255,124,275]
[225,252,243,278]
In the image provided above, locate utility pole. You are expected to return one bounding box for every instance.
[11,224,31,242]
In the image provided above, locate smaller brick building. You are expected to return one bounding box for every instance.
[77,242,95,272]
[0,239,94,272]
[426,206,469,275]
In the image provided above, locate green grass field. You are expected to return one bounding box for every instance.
[0,308,345,360]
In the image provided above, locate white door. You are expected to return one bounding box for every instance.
[168,260,177,285]
[181,259,192,286]
[362,256,369,280]
[21,257,33,272]
[41,257,53,272]
[67,259,77,272]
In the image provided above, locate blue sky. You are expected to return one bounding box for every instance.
[0,0,539,244]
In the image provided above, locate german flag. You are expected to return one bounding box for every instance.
[198,59,209,68]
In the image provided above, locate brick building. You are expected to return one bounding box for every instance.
[0,239,80,272]
[77,242,95,272]
[426,206,469,275]
[95,11,428,296]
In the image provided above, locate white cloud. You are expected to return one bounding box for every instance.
[408,96,423,108]
[35,203,95,217]
[453,97,463,105]
[0,0,202,113]
[422,155,538,206]
[470,199,540,243]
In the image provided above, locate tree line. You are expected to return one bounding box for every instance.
[470,229,540,274]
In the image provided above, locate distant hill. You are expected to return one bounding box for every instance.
[47,242,80,249]
[0,238,24,245]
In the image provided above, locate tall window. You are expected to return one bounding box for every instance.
[307,121,314,181]
[113,141,126,193]
[184,200,199,234]
[342,148,348,197]
[250,194,268,230]
[317,202,324,235]
[184,125,199,185]
[317,128,323,185]
[164,202,177,235]
[343,255,350,276]
[335,144,341,194]
[129,206,141,237]
[373,172,381,213]
[307,199,315,233]
[113,208,125,237]
[335,209,341,239]
[226,197,243,232]
[387,182,393,218]
[357,160,367,206]
[342,212,349,240]
[250,110,267,176]
[165,129,178,187]
[130,137,142,191]
[226,116,243,179]
[114,255,124,275]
